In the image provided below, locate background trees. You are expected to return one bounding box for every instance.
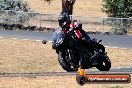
[0,0,30,12]
[102,0,132,35]
[102,0,132,18]
[0,0,31,26]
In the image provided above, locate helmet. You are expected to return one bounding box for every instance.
[58,13,71,27]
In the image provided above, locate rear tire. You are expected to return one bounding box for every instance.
[96,55,111,71]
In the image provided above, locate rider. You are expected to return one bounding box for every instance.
[54,12,97,69]
[57,13,95,49]
[53,0,97,69]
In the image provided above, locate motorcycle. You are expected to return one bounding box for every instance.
[43,28,111,72]
[50,27,111,72]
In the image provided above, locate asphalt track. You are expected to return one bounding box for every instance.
[0,30,132,49]
[0,30,132,76]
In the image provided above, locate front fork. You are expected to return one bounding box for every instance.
[67,49,78,68]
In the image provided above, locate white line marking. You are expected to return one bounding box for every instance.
[125,67,131,68]
[12,38,18,40]
[22,39,29,41]
[112,66,132,69]
[105,46,119,48]
[35,40,42,42]
[105,46,128,49]
[0,37,4,39]
[48,41,53,43]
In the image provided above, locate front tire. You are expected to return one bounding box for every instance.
[58,51,78,72]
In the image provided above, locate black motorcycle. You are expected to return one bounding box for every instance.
[43,29,111,72]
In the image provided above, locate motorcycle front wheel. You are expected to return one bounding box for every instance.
[58,50,78,72]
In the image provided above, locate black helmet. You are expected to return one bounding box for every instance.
[58,13,71,27]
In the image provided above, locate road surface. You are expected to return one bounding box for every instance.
[0,30,132,49]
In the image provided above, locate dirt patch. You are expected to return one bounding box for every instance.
[24,0,106,17]
[0,38,62,73]
[0,38,132,88]
[0,75,131,88]
[106,48,132,67]
[0,38,131,73]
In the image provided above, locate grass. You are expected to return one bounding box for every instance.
[0,38,131,88]
[0,38,62,73]
[0,38,131,73]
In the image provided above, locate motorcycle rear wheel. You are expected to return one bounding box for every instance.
[96,55,111,71]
